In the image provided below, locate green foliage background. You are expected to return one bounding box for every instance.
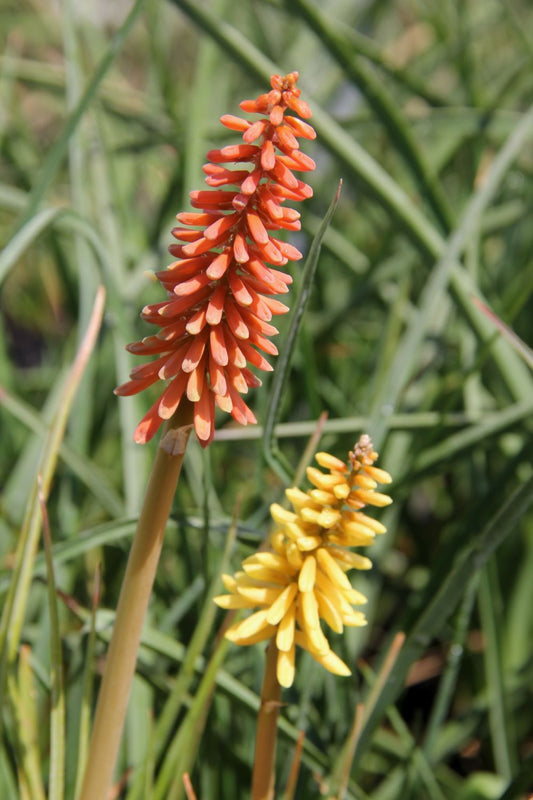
[1,0,532,798]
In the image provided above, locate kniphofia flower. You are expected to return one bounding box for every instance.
[115,72,315,446]
[214,435,392,687]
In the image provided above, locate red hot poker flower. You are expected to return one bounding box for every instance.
[115,72,315,446]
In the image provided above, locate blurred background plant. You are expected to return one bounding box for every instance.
[0,0,532,799]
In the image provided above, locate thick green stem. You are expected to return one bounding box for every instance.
[251,640,282,800]
[77,402,193,800]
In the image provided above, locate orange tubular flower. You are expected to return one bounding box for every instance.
[115,72,316,446]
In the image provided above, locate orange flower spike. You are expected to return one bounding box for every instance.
[115,72,315,446]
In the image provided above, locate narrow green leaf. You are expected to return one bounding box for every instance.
[351,468,533,768]
[422,574,479,760]
[0,288,105,731]
[12,0,147,230]
[472,296,533,369]
[478,560,517,780]
[8,650,46,800]
[287,0,455,232]
[73,569,100,800]
[0,386,124,518]
[39,482,65,800]
[263,181,342,482]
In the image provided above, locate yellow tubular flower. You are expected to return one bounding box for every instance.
[213,434,392,687]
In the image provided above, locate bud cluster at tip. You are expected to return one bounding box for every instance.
[214,435,392,688]
[115,72,316,446]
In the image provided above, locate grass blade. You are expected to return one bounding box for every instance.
[287,0,454,232]
[478,560,517,780]
[38,481,65,800]
[352,466,533,769]
[12,0,147,231]
[73,567,100,800]
[0,287,105,727]
[8,648,46,800]
[263,181,342,482]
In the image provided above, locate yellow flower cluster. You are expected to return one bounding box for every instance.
[214,435,392,687]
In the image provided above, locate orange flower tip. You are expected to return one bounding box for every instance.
[114,380,140,397]
[243,119,267,143]
[220,114,250,131]
[187,385,201,402]
[269,106,284,126]
[215,393,233,413]
[158,404,175,421]
[232,194,249,212]
[239,99,260,113]
[195,415,213,444]
[133,420,158,445]
[144,270,157,283]
[207,144,259,163]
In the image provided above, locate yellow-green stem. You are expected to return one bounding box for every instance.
[251,639,282,800]
[78,403,193,800]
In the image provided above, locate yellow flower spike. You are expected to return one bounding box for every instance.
[284,521,318,545]
[337,520,376,540]
[341,609,367,627]
[244,552,292,571]
[276,605,296,652]
[315,569,367,614]
[342,586,368,606]
[270,529,286,555]
[213,434,391,688]
[226,625,277,647]
[309,488,337,505]
[349,434,378,464]
[314,647,352,677]
[300,507,321,525]
[277,645,295,688]
[221,573,237,592]
[333,482,351,499]
[315,588,344,633]
[352,488,393,507]
[316,547,353,591]
[213,594,252,609]
[266,583,298,625]
[316,508,342,528]
[300,592,329,654]
[298,554,317,592]
[226,609,272,641]
[293,630,351,676]
[330,547,373,571]
[364,465,393,484]
[306,466,346,491]
[285,486,315,509]
[353,473,378,490]
[270,503,297,525]
[242,564,290,584]
[294,533,323,551]
[233,571,261,589]
[346,511,387,534]
[314,452,346,471]
[343,511,387,533]
[329,533,371,550]
[236,586,282,605]
[286,542,304,570]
